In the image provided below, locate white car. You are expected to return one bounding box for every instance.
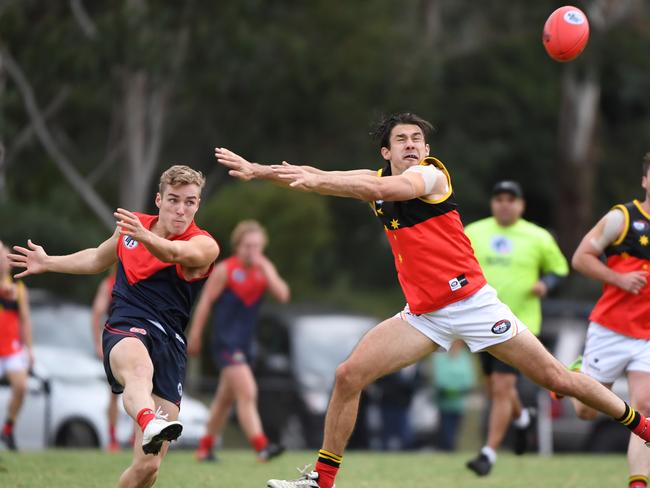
[0,297,208,450]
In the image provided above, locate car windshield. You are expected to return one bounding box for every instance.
[31,303,95,357]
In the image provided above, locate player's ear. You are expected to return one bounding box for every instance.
[380,146,391,161]
[424,143,430,156]
[155,193,162,209]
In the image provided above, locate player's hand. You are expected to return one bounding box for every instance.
[26,347,35,369]
[95,341,104,360]
[272,162,318,190]
[614,270,647,294]
[215,147,256,180]
[8,240,49,279]
[114,208,148,242]
[531,280,548,298]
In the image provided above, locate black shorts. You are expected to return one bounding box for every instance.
[102,319,186,406]
[212,344,253,369]
[479,351,519,376]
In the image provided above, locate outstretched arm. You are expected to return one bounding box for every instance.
[9,229,120,278]
[271,162,448,202]
[256,255,290,303]
[91,277,112,358]
[215,147,375,184]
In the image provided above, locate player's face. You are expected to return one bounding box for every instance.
[236,231,266,266]
[491,193,525,226]
[380,124,430,174]
[155,184,201,235]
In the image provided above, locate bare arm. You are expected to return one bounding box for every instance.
[215,147,375,184]
[91,278,111,358]
[17,283,33,366]
[114,209,220,272]
[9,230,120,279]
[271,163,448,202]
[186,262,228,356]
[572,209,647,294]
[257,256,290,303]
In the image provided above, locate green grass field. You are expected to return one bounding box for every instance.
[0,449,630,488]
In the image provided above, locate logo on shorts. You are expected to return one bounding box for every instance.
[233,351,246,363]
[448,274,469,292]
[129,327,147,335]
[491,319,511,335]
[633,220,649,233]
[123,236,139,249]
[177,382,183,397]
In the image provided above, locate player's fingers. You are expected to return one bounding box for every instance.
[7,253,27,264]
[11,246,30,255]
[13,270,29,279]
[27,239,40,250]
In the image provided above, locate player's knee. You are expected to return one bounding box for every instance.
[133,456,161,483]
[334,362,364,393]
[574,403,597,420]
[490,374,516,396]
[12,378,27,397]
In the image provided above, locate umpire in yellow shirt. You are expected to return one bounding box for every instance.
[464,180,569,476]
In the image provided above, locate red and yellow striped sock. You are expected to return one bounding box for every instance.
[315,449,342,488]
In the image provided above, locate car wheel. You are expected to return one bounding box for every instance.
[55,419,100,448]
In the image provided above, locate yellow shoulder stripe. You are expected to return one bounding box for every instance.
[611,204,629,247]
[417,156,453,205]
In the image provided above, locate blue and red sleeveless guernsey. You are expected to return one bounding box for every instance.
[371,157,486,314]
[0,278,24,357]
[211,256,268,352]
[108,213,216,337]
[590,200,650,339]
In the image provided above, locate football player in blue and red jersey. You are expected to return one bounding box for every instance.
[187,219,290,462]
[9,165,219,488]
[216,113,650,488]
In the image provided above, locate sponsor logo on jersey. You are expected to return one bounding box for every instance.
[232,268,246,283]
[123,236,139,249]
[491,319,511,335]
[490,235,513,254]
[448,274,469,292]
[129,327,147,335]
[633,220,649,233]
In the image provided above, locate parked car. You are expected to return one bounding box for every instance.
[0,292,208,450]
[252,307,438,449]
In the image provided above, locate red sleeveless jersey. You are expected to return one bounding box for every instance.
[223,256,268,307]
[371,157,486,314]
[590,200,650,339]
[0,278,24,357]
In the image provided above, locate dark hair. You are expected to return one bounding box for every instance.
[643,152,650,177]
[370,113,434,149]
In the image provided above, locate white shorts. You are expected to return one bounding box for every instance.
[582,322,650,384]
[397,284,527,352]
[0,349,28,377]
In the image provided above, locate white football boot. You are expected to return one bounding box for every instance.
[267,465,334,488]
[142,406,183,455]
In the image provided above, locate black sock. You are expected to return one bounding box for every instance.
[617,402,641,430]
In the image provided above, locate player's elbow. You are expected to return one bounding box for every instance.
[571,252,586,273]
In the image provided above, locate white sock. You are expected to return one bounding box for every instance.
[480,446,497,464]
[513,408,531,429]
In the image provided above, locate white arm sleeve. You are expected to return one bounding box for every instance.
[404,165,446,195]
[590,209,626,253]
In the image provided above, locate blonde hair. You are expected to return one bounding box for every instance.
[231,220,268,249]
[159,165,206,195]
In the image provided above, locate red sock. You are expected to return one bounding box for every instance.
[250,433,268,452]
[315,461,339,488]
[630,474,648,488]
[136,408,155,432]
[199,434,214,451]
[2,421,13,436]
[109,425,117,443]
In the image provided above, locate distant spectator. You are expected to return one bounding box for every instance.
[0,241,33,451]
[432,340,475,451]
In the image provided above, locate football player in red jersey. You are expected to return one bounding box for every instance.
[9,165,219,488]
[0,241,33,451]
[216,113,650,488]
[187,220,289,462]
[564,154,650,488]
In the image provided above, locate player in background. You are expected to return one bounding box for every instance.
[215,113,650,488]
[9,165,219,488]
[559,154,650,488]
[187,220,289,462]
[464,181,568,475]
[91,265,122,452]
[0,241,33,451]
